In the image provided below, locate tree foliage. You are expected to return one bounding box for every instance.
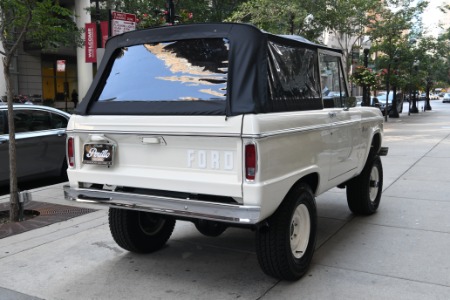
[227,0,326,40]
[321,0,380,73]
[91,0,246,28]
[368,0,428,117]
[0,0,81,222]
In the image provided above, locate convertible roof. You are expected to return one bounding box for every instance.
[76,23,343,116]
[105,22,341,53]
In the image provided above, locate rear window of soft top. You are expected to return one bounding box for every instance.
[97,38,229,103]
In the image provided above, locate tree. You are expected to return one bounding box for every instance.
[435,27,450,88]
[320,0,380,76]
[208,0,247,22]
[413,37,442,110]
[89,1,243,28]
[368,0,427,119]
[227,0,327,41]
[0,0,81,221]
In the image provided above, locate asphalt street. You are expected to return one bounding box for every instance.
[1,99,450,299]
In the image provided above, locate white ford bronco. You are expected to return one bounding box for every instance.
[64,23,388,281]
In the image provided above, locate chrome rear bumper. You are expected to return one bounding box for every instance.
[63,185,261,224]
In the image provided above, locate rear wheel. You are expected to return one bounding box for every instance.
[109,208,175,253]
[255,183,317,281]
[346,156,383,215]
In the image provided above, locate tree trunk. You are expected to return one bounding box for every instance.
[2,58,20,222]
[425,86,432,111]
[289,13,294,35]
[389,85,400,118]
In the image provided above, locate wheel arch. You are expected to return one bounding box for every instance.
[287,173,319,198]
[368,131,382,160]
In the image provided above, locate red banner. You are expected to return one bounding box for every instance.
[85,23,97,63]
[100,21,109,48]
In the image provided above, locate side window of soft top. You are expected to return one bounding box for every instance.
[319,53,349,108]
[267,40,322,112]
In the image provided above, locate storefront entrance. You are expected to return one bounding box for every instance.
[41,54,78,110]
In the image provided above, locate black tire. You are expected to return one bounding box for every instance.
[195,219,227,237]
[109,208,175,253]
[60,159,68,181]
[255,183,317,281]
[346,156,383,215]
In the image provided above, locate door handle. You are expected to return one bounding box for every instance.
[142,136,166,145]
[328,112,337,118]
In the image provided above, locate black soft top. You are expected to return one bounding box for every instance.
[76,23,343,116]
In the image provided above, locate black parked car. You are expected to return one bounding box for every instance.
[370,92,403,115]
[0,104,70,185]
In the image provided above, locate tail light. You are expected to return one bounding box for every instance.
[245,144,257,180]
[67,137,75,167]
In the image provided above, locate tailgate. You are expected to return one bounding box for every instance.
[66,115,243,198]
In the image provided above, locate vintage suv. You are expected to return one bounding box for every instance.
[64,23,388,281]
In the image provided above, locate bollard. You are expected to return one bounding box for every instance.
[18,191,32,221]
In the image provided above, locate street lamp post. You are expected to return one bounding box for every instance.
[390,56,400,118]
[166,0,175,25]
[425,77,432,111]
[362,48,369,106]
[408,39,418,114]
[362,38,372,106]
[411,61,419,113]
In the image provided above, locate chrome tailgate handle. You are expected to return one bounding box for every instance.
[141,136,166,145]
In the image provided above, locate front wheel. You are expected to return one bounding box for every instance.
[109,208,175,253]
[346,156,383,215]
[255,183,317,281]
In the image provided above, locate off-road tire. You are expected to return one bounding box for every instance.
[255,183,317,281]
[109,208,175,253]
[346,156,383,215]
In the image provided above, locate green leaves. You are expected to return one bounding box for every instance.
[0,0,81,58]
[227,0,325,40]
[351,66,378,87]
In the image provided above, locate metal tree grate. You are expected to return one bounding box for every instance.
[0,201,97,239]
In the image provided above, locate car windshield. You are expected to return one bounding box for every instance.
[375,93,395,103]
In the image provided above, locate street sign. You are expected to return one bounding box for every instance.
[111,11,136,36]
[57,60,66,72]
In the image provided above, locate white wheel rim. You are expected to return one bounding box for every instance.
[369,165,380,202]
[290,204,311,259]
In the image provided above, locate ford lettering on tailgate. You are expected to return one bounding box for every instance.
[187,150,234,170]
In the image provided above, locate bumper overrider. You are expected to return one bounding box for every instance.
[63,185,261,224]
